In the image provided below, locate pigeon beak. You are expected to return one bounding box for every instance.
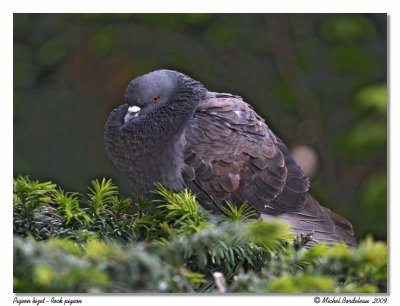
[124,105,141,123]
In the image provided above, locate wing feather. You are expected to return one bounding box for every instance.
[182,94,356,246]
[184,96,291,211]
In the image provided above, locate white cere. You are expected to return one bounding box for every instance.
[128,106,141,113]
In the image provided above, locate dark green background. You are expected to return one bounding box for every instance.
[13,13,387,240]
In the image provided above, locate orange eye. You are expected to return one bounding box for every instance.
[152,96,160,103]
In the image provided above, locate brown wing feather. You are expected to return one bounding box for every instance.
[184,95,287,212]
[183,94,356,246]
[262,195,356,247]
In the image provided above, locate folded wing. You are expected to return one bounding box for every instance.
[183,93,356,246]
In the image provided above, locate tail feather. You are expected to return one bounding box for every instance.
[261,194,357,247]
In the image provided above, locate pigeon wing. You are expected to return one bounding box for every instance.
[183,94,307,213]
[182,94,356,246]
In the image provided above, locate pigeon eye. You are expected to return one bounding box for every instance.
[152,96,160,103]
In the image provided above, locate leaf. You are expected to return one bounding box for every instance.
[87,178,119,214]
[220,201,257,222]
[353,84,387,113]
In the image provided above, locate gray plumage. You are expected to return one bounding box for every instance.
[105,69,356,247]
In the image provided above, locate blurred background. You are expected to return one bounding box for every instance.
[13,13,387,241]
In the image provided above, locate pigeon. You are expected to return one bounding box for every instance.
[105,69,356,247]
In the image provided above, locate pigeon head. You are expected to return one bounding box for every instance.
[124,70,176,108]
[123,69,207,123]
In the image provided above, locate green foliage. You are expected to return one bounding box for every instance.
[13,176,387,293]
[247,221,295,253]
[333,82,387,161]
[220,201,256,222]
[267,275,335,293]
[52,189,92,226]
[13,176,63,240]
[337,121,386,159]
[353,84,387,113]
[357,174,387,238]
[321,15,375,43]
[153,183,207,236]
[86,178,119,215]
[330,81,387,239]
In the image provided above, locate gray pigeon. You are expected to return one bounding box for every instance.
[105,69,356,247]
